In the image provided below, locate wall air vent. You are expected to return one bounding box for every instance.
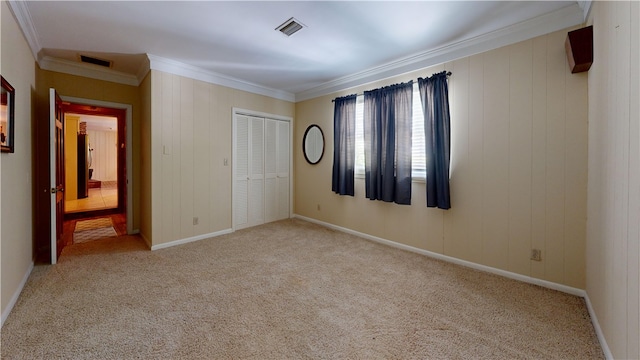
[79,55,112,68]
[275,17,305,37]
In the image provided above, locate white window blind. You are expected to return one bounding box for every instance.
[354,83,426,180]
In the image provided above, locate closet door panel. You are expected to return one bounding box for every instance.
[233,113,290,229]
[248,117,264,226]
[233,115,249,228]
[276,121,290,220]
[264,119,278,222]
[249,178,264,226]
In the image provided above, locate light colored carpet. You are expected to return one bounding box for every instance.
[1,219,603,359]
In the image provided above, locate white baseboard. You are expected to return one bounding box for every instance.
[1,261,34,328]
[583,293,614,360]
[150,228,234,251]
[293,214,617,356]
[293,214,585,296]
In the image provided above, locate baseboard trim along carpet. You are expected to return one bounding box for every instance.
[294,214,583,296]
[293,214,612,358]
[1,261,33,327]
[150,228,234,251]
[584,293,614,360]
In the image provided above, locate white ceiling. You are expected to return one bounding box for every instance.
[10,1,589,101]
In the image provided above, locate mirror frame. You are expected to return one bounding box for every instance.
[303,124,324,165]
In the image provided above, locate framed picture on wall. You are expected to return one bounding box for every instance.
[1,76,15,153]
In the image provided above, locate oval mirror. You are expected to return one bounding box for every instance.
[303,124,324,165]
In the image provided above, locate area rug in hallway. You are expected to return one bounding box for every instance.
[73,218,117,244]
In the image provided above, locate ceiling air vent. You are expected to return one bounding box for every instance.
[79,55,112,68]
[275,17,305,37]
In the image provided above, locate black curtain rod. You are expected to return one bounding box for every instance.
[332,71,452,102]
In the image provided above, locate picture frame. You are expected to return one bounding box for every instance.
[1,76,15,153]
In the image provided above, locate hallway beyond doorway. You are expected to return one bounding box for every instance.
[65,181,117,213]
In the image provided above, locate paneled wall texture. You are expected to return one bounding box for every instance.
[145,70,294,247]
[295,27,588,289]
[587,1,640,358]
[88,130,118,182]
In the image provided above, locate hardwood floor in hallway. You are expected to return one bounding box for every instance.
[62,213,127,247]
[65,181,118,213]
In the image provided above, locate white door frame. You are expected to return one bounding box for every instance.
[62,96,134,235]
[232,108,293,231]
[49,89,58,263]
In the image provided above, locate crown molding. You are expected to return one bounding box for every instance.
[7,0,41,61]
[8,0,585,103]
[39,56,140,86]
[136,56,151,83]
[147,54,295,102]
[295,3,585,102]
[7,0,142,87]
[577,1,592,21]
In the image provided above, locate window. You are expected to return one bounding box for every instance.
[354,83,426,179]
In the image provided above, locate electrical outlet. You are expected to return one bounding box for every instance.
[317,204,321,211]
[224,158,228,166]
[193,217,199,225]
[530,249,542,261]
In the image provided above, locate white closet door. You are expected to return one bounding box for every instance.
[234,112,289,230]
[234,115,264,229]
[276,120,290,220]
[233,115,249,228]
[248,117,264,227]
[264,119,278,223]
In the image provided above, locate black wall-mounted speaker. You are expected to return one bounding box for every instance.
[565,26,593,74]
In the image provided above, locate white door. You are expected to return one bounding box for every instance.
[275,120,290,220]
[233,113,290,230]
[248,117,265,227]
[233,114,264,229]
[233,115,249,228]
[264,119,278,223]
[265,119,290,222]
[50,89,64,264]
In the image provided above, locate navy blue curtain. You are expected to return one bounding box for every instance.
[363,82,413,205]
[332,94,357,196]
[418,71,451,209]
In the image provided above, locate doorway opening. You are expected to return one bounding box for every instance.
[64,113,119,214]
[60,102,126,227]
[34,91,134,264]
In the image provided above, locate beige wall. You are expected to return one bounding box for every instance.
[295,27,588,289]
[88,130,118,182]
[36,69,142,231]
[64,115,79,201]
[147,70,295,246]
[587,1,640,358]
[1,1,36,319]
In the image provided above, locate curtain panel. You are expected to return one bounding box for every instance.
[332,94,357,196]
[418,71,451,209]
[363,82,413,205]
